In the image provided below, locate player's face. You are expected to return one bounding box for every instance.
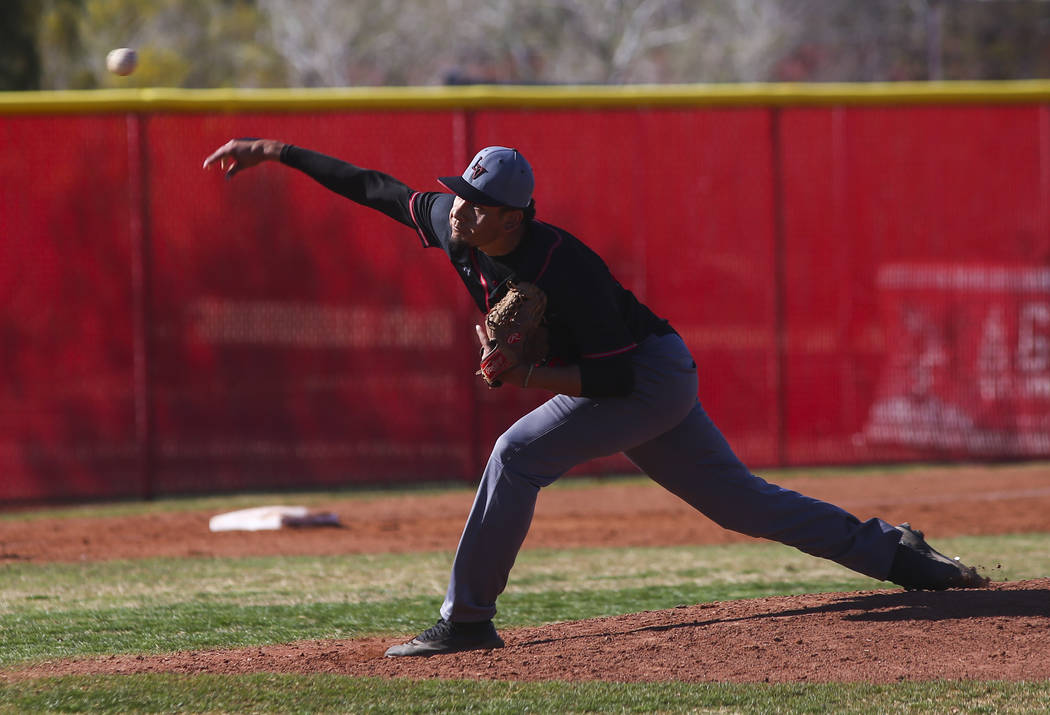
[449,196,505,249]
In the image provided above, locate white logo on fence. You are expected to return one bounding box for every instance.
[188,299,455,349]
[863,264,1050,456]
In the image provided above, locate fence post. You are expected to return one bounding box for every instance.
[769,106,789,468]
[127,112,156,500]
[453,109,485,482]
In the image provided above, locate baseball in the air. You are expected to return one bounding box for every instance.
[106,47,138,76]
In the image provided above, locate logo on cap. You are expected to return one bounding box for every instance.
[437,145,534,208]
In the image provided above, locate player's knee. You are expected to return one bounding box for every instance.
[489,430,523,466]
[485,432,557,489]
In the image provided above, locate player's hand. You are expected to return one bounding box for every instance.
[202,138,284,179]
[475,323,502,388]
[475,323,493,353]
[475,324,531,388]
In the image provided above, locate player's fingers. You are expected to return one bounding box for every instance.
[202,139,245,169]
[202,143,232,169]
[475,324,489,348]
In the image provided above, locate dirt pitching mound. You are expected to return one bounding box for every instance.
[10,579,1048,683]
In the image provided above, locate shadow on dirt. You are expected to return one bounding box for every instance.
[518,580,1049,647]
[836,586,1050,621]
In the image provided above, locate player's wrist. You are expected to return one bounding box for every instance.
[242,139,281,161]
[490,364,532,389]
[495,365,528,388]
[258,140,284,161]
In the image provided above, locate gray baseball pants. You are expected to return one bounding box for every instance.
[441,332,902,623]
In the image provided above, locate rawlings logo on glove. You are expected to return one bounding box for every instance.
[476,281,549,387]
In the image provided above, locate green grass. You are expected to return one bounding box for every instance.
[1,480,1048,713]
[2,579,887,666]
[2,535,1041,616]
[0,542,869,611]
[3,534,1042,667]
[2,675,1049,714]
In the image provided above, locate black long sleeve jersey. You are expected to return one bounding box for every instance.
[280,145,674,398]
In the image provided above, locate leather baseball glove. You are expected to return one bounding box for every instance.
[476,281,548,387]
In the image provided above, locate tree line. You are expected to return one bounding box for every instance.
[3,0,1050,91]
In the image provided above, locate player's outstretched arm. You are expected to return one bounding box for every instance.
[205,139,417,228]
[203,138,286,179]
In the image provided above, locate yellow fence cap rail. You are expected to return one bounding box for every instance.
[3,81,1050,114]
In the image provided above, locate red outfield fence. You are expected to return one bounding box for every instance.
[2,83,1050,502]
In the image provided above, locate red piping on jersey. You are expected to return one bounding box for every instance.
[534,233,563,282]
[471,249,491,311]
[534,225,631,359]
[582,343,638,359]
[408,191,431,247]
[472,223,563,312]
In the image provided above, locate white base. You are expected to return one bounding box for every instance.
[208,505,310,532]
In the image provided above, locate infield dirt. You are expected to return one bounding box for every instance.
[3,464,1049,683]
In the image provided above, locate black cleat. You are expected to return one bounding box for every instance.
[887,523,989,591]
[384,618,504,657]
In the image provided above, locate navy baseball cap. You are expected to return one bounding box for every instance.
[439,146,534,208]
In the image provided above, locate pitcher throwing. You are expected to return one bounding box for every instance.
[204,139,987,657]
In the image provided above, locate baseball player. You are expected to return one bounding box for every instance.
[203,139,988,657]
